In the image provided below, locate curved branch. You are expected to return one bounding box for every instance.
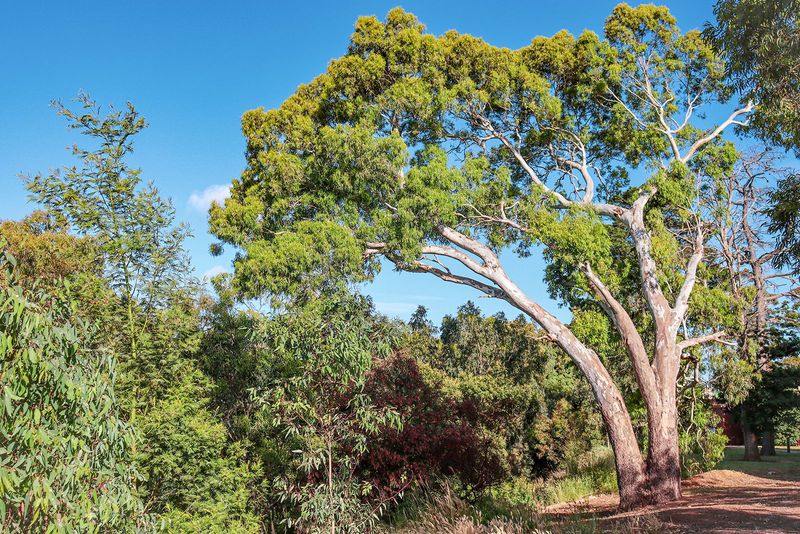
[421,244,494,278]
[401,260,507,299]
[582,262,660,403]
[437,225,500,269]
[678,331,731,351]
[681,101,754,163]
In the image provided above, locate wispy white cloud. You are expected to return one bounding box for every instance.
[202,265,228,280]
[188,184,230,212]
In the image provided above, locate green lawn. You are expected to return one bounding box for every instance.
[718,446,800,475]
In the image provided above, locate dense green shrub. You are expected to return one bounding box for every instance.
[0,248,145,532]
[678,391,728,477]
[250,295,402,533]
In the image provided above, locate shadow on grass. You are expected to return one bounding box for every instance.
[719,446,800,482]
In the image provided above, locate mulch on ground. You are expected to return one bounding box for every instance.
[546,467,800,533]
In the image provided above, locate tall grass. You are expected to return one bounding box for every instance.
[381,447,630,533]
[479,446,617,519]
[381,485,664,534]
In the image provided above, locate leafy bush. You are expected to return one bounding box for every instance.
[0,248,145,532]
[139,374,259,533]
[363,354,507,499]
[252,295,402,533]
[678,392,728,477]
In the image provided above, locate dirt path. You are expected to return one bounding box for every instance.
[547,450,800,533]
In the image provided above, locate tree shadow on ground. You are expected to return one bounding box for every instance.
[546,447,800,533]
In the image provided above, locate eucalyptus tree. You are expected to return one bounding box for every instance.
[0,247,145,532]
[707,0,800,272]
[210,6,752,508]
[776,407,800,452]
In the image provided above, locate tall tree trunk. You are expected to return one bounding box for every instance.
[602,403,649,511]
[761,425,776,456]
[473,228,684,511]
[742,418,761,461]
[644,395,682,504]
[490,274,650,510]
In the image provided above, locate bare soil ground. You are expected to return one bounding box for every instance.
[546,448,800,533]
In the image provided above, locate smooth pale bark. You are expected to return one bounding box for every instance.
[488,266,650,509]
[582,262,683,507]
[426,221,689,509]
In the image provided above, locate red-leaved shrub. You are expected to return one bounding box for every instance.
[360,354,506,501]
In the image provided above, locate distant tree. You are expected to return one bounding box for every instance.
[741,356,800,456]
[408,305,436,333]
[706,0,800,153]
[775,407,800,452]
[211,6,752,508]
[707,0,800,272]
[708,150,800,459]
[0,211,113,323]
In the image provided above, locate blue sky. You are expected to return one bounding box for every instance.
[0,0,719,323]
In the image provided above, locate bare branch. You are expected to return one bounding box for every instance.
[678,331,731,351]
[473,115,624,218]
[673,228,705,322]
[681,101,754,162]
[403,260,507,299]
[437,225,500,269]
[421,244,494,278]
[363,242,386,259]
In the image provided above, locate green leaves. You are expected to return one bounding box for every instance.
[210,5,736,314]
[0,249,146,533]
[247,295,400,532]
[25,93,193,315]
[707,0,800,153]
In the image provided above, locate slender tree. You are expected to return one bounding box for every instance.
[25,93,192,420]
[210,6,753,508]
[24,95,259,531]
